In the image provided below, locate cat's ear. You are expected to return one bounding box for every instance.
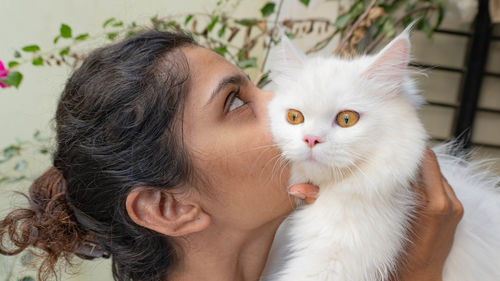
[279,35,307,69]
[361,27,412,84]
[266,32,307,88]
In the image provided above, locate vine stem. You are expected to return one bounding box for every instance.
[260,0,284,73]
[333,0,377,55]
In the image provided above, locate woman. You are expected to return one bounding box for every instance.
[0,30,463,281]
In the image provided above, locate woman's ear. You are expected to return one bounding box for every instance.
[125,187,211,237]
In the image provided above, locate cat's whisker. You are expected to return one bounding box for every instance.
[274,155,290,185]
[278,157,291,188]
[260,153,285,182]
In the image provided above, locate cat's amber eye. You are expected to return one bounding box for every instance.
[287,109,304,125]
[336,110,360,128]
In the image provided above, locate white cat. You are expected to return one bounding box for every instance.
[262,30,500,281]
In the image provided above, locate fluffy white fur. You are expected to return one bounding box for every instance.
[261,30,500,281]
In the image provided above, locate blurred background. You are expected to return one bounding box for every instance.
[0,0,499,280]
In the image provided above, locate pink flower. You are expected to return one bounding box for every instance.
[0,60,10,88]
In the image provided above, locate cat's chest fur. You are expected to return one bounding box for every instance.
[281,163,417,281]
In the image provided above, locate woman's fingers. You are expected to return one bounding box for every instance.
[418,148,463,219]
[288,184,319,205]
[419,148,447,207]
[394,147,464,281]
[441,175,464,220]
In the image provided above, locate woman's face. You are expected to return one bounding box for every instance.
[181,46,294,231]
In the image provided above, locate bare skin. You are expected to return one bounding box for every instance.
[125,46,463,281]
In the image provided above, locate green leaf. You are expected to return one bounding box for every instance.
[103,17,116,28]
[350,2,365,18]
[75,33,89,41]
[21,277,35,281]
[335,13,352,29]
[207,16,219,32]
[382,20,395,38]
[260,2,276,17]
[405,2,416,13]
[285,32,296,39]
[32,57,44,66]
[162,20,177,29]
[126,30,137,38]
[235,18,257,27]
[402,16,414,28]
[60,23,72,38]
[150,15,158,24]
[214,45,228,57]
[59,47,70,56]
[14,51,21,58]
[257,70,271,88]
[1,71,23,88]
[112,21,124,27]
[434,6,445,29]
[218,23,227,37]
[237,57,257,69]
[3,145,21,158]
[8,61,19,68]
[107,32,118,40]
[22,45,40,52]
[373,16,388,39]
[53,35,61,44]
[39,148,49,154]
[299,0,310,6]
[382,0,404,14]
[422,19,433,38]
[14,160,27,171]
[184,14,194,25]
[237,48,246,60]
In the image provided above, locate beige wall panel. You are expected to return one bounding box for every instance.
[439,3,474,31]
[493,25,500,36]
[412,31,468,69]
[471,111,500,146]
[486,41,500,73]
[419,105,455,139]
[479,76,500,110]
[417,69,461,104]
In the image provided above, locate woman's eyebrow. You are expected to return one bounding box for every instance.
[205,74,248,107]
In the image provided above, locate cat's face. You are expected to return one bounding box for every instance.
[268,31,426,184]
[269,58,391,175]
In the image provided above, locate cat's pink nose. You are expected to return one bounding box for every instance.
[303,135,322,148]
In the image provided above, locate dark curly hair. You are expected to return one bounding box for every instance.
[0,29,197,281]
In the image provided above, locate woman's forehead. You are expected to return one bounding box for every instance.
[183,46,241,101]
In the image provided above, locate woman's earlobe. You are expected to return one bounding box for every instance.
[125,187,211,237]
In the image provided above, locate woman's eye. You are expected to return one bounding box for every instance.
[228,90,244,112]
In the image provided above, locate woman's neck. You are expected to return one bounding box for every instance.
[167,217,285,281]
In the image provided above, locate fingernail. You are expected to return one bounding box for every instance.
[289,191,306,199]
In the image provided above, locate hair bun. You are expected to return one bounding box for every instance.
[0,167,101,281]
[29,167,66,204]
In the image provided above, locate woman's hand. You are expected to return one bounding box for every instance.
[394,148,464,281]
[288,148,464,281]
[288,184,318,205]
